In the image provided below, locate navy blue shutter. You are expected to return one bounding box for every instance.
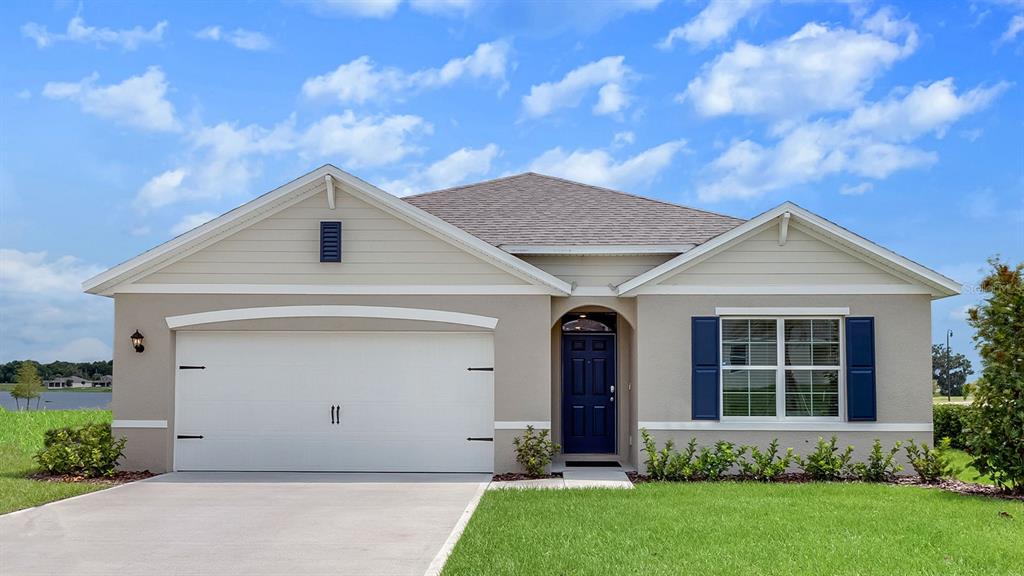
[845,317,876,421]
[692,317,720,420]
[320,221,342,263]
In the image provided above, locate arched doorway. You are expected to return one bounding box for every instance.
[559,310,618,454]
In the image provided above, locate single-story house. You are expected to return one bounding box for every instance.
[84,165,959,473]
[44,375,100,389]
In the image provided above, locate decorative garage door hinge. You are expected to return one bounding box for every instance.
[178,365,206,370]
[176,435,204,439]
[466,437,494,442]
[466,367,494,371]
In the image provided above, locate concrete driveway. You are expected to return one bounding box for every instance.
[0,472,489,576]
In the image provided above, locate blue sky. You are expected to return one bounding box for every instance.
[1,0,1021,371]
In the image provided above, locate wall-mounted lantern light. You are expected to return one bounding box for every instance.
[130,330,145,353]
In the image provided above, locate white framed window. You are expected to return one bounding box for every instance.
[720,317,843,421]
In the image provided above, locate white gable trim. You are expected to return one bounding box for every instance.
[165,305,499,330]
[83,165,572,296]
[111,284,556,295]
[616,202,960,298]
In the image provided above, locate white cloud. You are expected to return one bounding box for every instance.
[998,14,1024,44]
[658,0,762,50]
[21,16,166,50]
[0,249,101,295]
[171,212,218,236]
[16,90,31,100]
[43,67,181,132]
[134,118,297,209]
[40,337,113,363]
[683,12,918,118]
[839,182,873,196]
[303,0,403,18]
[697,79,1008,201]
[196,26,272,51]
[522,56,635,118]
[528,140,686,190]
[409,0,479,16]
[382,144,500,196]
[298,111,431,168]
[613,131,635,146]
[303,40,511,104]
[0,249,112,363]
[134,110,430,209]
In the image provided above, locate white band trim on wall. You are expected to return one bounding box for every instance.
[494,421,551,430]
[166,305,500,330]
[639,421,932,432]
[112,419,168,429]
[114,284,555,296]
[715,307,850,316]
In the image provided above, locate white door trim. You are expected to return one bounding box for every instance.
[166,305,500,330]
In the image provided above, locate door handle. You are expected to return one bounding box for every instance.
[335,404,341,425]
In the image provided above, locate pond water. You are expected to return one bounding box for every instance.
[0,391,112,411]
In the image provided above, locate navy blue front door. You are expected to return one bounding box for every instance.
[562,334,616,454]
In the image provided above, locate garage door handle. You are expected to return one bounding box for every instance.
[466,437,493,442]
[177,435,204,439]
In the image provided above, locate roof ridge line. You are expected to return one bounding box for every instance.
[402,172,534,199]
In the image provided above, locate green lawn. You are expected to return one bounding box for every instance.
[948,448,995,486]
[933,395,972,405]
[443,483,1024,576]
[0,408,112,514]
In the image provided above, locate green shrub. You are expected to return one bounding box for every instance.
[904,438,960,483]
[34,423,126,477]
[739,439,795,481]
[695,441,746,481]
[850,439,903,482]
[933,404,970,449]
[964,258,1024,492]
[663,438,700,480]
[800,436,855,481]
[512,425,559,477]
[640,428,674,480]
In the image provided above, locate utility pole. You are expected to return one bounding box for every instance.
[946,329,954,402]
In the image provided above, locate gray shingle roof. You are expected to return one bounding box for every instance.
[403,173,745,248]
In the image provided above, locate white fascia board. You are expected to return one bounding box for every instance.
[85,165,572,297]
[111,284,556,296]
[617,202,961,298]
[500,244,694,255]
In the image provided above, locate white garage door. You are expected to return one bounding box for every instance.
[174,331,494,472]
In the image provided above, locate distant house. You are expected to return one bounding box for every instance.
[99,375,113,388]
[44,375,102,389]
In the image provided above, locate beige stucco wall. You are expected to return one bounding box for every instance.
[633,293,933,470]
[112,293,550,472]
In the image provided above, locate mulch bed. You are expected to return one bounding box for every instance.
[626,472,1024,501]
[28,470,156,485]
[493,472,563,482]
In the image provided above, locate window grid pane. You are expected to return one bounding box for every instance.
[785,369,839,417]
[785,319,840,367]
[722,369,776,417]
[722,319,777,367]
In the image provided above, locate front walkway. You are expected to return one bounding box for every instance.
[0,472,489,576]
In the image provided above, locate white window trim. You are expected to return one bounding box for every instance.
[716,307,850,316]
[719,316,844,423]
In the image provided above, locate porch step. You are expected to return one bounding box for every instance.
[561,468,632,489]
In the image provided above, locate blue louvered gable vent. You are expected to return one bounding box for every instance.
[320,221,342,263]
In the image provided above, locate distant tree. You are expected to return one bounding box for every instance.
[931,344,973,397]
[10,362,44,410]
[964,258,1024,492]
